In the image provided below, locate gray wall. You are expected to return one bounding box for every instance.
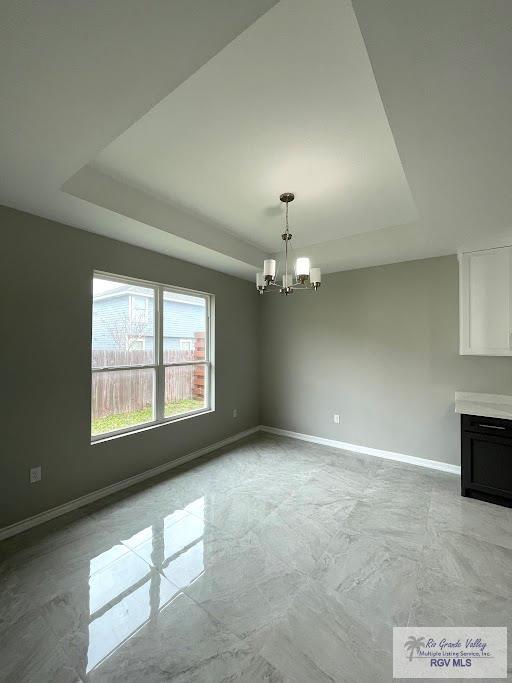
[261,255,512,467]
[1,206,260,527]
[4,208,512,530]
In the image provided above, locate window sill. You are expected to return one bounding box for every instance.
[91,408,215,445]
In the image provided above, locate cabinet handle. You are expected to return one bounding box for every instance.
[478,424,506,430]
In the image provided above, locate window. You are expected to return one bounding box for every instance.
[129,294,149,325]
[91,273,213,439]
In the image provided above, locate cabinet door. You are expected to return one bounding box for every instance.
[459,247,512,355]
[462,430,512,500]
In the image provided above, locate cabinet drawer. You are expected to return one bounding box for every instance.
[461,413,512,438]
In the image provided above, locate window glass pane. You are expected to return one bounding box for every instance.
[164,364,207,418]
[91,368,155,436]
[92,277,155,368]
[163,291,206,362]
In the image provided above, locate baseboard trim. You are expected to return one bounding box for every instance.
[0,424,460,541]
[0,426,259,541]
[260,425,461,475]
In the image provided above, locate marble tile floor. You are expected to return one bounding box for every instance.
[1,432,512,682]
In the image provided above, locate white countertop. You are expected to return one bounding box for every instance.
[455,392,512,420]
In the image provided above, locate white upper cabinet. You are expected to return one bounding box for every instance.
[459,247,512,355]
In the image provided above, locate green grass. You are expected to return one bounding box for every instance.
[92,399,204,436]
[164,398,203,418]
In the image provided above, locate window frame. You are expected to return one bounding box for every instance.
[129,293,150,325]
[91,271,214,442]
[179,338,194,352]
[130,338,145,351]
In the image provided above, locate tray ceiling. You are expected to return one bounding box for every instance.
[91,0,417,252]
[2,0,512,279]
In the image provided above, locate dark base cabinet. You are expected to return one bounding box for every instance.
[461,414,512,508]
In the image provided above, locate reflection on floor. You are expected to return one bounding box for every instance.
[1,433,512,681]
[87,499,204,673]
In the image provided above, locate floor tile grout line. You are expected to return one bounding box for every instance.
[3,433,512,680]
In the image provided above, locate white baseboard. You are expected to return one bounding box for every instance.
[0,424,460,541]
[0,426,259,541]
[260,425,461,475]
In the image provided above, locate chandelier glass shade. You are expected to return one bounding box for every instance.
[256,193,321,296]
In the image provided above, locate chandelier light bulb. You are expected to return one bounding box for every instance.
[310,267,321,290]
[256,272,265,291]
[295,257,310,278]
[310,267,321,285]
[263,259,276,282]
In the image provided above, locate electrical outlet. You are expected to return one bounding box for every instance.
[30,466,42,484]
[334,414,340,424]
[233,408,238,418]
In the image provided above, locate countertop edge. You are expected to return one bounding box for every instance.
[455,403,512,421]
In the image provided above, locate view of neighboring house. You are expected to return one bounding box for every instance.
[92,284,205,352]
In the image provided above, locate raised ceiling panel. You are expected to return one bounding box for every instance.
[93,0,418,252]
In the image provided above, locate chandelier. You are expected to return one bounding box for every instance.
[256,192,321,295]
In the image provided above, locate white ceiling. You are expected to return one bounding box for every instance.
[2,0,512,281]
[352,0,512,254]
[92,0,417,253]
[0,0,277,278]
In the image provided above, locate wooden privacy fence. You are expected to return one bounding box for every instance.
[92,333,205,418]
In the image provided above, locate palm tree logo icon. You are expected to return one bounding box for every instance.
[404,636,426,661]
